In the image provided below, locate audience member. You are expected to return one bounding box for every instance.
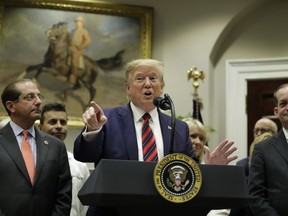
[39,102,90,216]
[248,132,273,166]
[0,79,71,216]
[73,59,238,216]
[253,117,278,138]
[231,118,276,216]
[249,83,288,215]
[229,132,273,216]
[183,117,231,216]
[236,117,277,177]
[183,118,207,163]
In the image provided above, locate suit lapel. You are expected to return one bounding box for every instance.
[34,128,49,185]
[158,111,171,156]
[118,104,139,160]
[273,130,288,163]
[0,125,31,183]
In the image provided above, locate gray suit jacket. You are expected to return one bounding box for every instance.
[249,130,288,216]
[0,124,72,216]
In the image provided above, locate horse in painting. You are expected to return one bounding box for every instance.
[24,21,99,108]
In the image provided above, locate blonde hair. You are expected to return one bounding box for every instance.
[249,132,272,165]
[182,117,207,162]
[124,59,165,88]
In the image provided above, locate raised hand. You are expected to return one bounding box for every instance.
[82,101,107,131]
[204,139,238,165]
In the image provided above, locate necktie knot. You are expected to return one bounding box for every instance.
[22,130,29,140]
[142,113,151,121]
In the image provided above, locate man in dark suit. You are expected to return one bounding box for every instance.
[249,83,288,216]
[0,79,72,216]
[73,59,238,216]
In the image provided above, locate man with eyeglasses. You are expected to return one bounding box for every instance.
[230,118,278,216]
[236,118,278,177]
[253,118,278,138]
[0,79,72,216]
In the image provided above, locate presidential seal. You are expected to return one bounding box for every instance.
[153,153,202,203]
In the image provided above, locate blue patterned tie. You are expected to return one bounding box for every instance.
[142,113,158,162]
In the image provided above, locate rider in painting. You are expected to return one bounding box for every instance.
[68,16,91,89]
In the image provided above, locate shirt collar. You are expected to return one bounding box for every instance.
[10,120,35,138]
[130,102,158,123]
[283,127,288,141]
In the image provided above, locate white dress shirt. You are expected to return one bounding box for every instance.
[67,151,90,216]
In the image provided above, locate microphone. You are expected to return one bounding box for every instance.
[154,93,175,154]
[153,96,171,110]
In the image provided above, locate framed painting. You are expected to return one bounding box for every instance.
[0,0,153,127]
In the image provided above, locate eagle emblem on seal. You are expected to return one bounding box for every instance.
[168,165,190,192]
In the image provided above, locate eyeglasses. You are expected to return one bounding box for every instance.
[253,128,272,134]
[22,93,45,101]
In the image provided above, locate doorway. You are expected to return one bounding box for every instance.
[247,79,288,154]
[226,57,288,162]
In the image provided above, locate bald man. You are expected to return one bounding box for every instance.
[253,118,278,138]
[237,118,278,177]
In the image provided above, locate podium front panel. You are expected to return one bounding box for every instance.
[78,159,248,211]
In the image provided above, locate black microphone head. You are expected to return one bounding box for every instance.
[153,97,163,107]
[153,96,171,110]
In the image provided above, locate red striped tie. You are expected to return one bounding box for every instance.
[21,130,35,184]
[142,113,158,162]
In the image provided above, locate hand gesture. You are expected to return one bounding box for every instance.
[204,139,238,165]
[82,101,107,131]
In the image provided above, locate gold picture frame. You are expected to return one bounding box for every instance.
[0,0,153,127]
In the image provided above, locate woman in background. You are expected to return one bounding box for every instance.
[183,118,207,164]
[183,117,231,216]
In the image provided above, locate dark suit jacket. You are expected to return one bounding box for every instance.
[0,124,72,216]
[74,103,195,164]
[229,157,250,216]
[249,130,288,216]
[236,156,249,177]
[73,104,195,216]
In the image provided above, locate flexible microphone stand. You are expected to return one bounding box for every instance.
[163,93,176,154]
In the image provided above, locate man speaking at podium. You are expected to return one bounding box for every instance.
[73,58,238,216]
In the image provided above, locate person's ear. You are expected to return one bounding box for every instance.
[6,101,15,114]
[274,106,278,116]
[126,84,131,94]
